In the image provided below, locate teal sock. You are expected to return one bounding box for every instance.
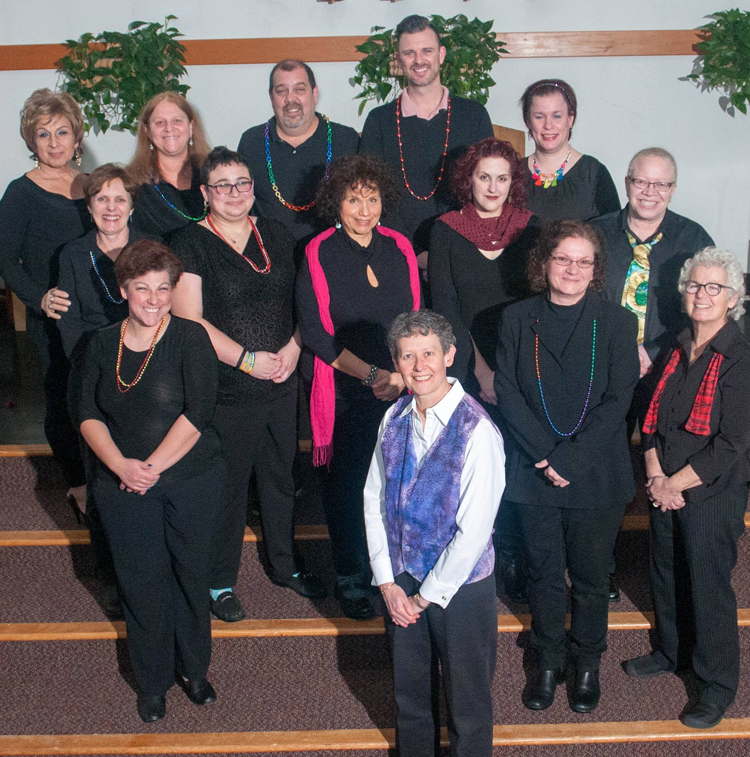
[210,588,232,601]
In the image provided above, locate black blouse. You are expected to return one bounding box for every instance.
[0,175,90,313]
[56,228,154,359]
[170,218,296,405]
[296,228,416,404]
[71,316,221,485]
[642,320,750,503]
[523,154,620,223]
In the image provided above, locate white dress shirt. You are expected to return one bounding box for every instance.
[364,378,506,608]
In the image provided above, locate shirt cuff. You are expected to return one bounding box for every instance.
[370,556,395,587]
[418,571,460,609]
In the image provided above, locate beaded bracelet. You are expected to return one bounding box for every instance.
[361,363,378,387]
[239,351,256,374]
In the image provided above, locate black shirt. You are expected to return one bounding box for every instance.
[170,218,296,405]
[130,168,204,241]
[0,175,90,313]
[642,320,750,503]
[594,206,714,359]
[71,316,221,485]
[428,218,537,383]
[237,114,359,244]
[523,154,620,223]
[359,95,494,251]
[296,227,416,405]
[56,228,155,358]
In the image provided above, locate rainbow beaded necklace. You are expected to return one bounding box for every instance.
[531,148,571,189]
[153,184,207,222]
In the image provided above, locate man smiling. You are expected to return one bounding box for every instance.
[364,310,505,757]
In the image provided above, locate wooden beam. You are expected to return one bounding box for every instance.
[0,30,702,73]
[3,718,750,755]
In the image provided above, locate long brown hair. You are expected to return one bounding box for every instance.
[127,92,211,186]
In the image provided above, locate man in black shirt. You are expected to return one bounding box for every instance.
[359,15,494,254]
[237,59,359,248]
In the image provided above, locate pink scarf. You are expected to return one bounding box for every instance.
[440,203,533,251]
[305,226,421,466]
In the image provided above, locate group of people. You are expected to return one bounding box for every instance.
[1,12,749,754]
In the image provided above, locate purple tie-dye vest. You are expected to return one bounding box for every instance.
[380,392,495,584]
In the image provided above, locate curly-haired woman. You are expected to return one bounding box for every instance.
[296,154,420,620]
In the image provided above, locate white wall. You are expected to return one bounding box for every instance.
[2,0,748,269]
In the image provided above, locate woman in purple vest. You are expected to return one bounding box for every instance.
[494,219,639,713]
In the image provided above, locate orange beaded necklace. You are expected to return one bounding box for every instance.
[116,316,167,394]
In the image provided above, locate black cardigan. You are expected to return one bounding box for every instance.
[494,290,640,509]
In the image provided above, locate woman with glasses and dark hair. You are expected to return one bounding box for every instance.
[494,219,639,714]
[624,247,750,730]
[170,146,325,625]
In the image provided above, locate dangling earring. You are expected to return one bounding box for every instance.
[33,154,39,170]
[203,199,209,211]
[335,220,342,229]
[129,212,133,225]
[150,143,154,151]
[189,137,194,147]
[74,148,82,167]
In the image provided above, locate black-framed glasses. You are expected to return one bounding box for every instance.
[206,179,254,195]
[550,255,595,269]
[627,176,675,192]
[684,280,733,297]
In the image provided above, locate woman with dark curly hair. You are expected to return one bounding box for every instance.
[493,219,639,713]
[296,154,420,619]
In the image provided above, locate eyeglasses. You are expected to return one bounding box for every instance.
[206,180,253,195]
[550,255,595,269]
[684,280,733,296]
[627,177,675,192]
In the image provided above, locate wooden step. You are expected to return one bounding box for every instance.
[0,441,311,457]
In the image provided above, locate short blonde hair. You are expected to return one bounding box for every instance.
[20,89,85,155]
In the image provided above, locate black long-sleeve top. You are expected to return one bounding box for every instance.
[642,320,750,503]
[71,316,221,485]
[130,168,204,241]
[56,228,154,358]
[523,155,620,223]
[0,175,90,313]
[359,95,494,251]
[494,290,640,509]
[170,218,296,406]
[428,217,538,384]
[295,228,416,407]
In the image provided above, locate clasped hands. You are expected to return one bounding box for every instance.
[646,474,685,511]
[116,458,160,495]
[535,459,570,487]
[380,582,429,628]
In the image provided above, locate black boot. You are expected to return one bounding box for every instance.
[522,668,565,710]
[570,669,601,713]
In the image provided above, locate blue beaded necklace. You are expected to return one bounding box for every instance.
[153,183,207,222]
[89,250,124,304]
[535,318,596,436]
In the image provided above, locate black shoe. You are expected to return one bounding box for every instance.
[137,694,166,723]
[682,701,727,729]
[522,668,565,710]
[570,670,601,713]
[334,584,375,621]
[623,653,674,678]
[210,590,246,622]
[499,550,527,603]
[608,574,621,603]
[271,570,328,599]
[184,678,217,706]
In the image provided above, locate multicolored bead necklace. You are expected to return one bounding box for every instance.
[116,316,167,394]
[205,213,272,274]
[264,114,332,212]
[89,250,124,304]
[535,318,597,436]
[395,93,452,201]
[153,184,207,222]
[531,148,571,189]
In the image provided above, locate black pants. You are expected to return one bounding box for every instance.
[27,312,85,487]
[211,388,298,588]
[650,483,747,707]
[94,464,222,696]
[319,397,385,581]
[517,501,625,670]
[388,572,497,757]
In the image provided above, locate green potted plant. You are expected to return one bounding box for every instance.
[56,16,189,134]
[686,8,750,115]
[352,14,507,115]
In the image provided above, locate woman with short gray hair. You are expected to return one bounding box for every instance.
[625,246,750,729]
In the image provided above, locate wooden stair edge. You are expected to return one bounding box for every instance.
[0,441,311,457]
[3,718,750,755]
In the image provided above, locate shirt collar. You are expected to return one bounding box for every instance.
[399,377,465,423]
[268,113,323,146]
[622,205,677,242]
[400,86,449,120]
[677,319,742,358]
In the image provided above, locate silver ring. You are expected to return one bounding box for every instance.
[50,291,55,302]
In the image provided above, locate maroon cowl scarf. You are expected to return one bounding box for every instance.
[439,202,533,250]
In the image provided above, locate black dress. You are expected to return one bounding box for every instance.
[71,315,222,697]
[170,218,301,588]
[523,155,620,223]
[0,175,91,486]
[296,227,417,581]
